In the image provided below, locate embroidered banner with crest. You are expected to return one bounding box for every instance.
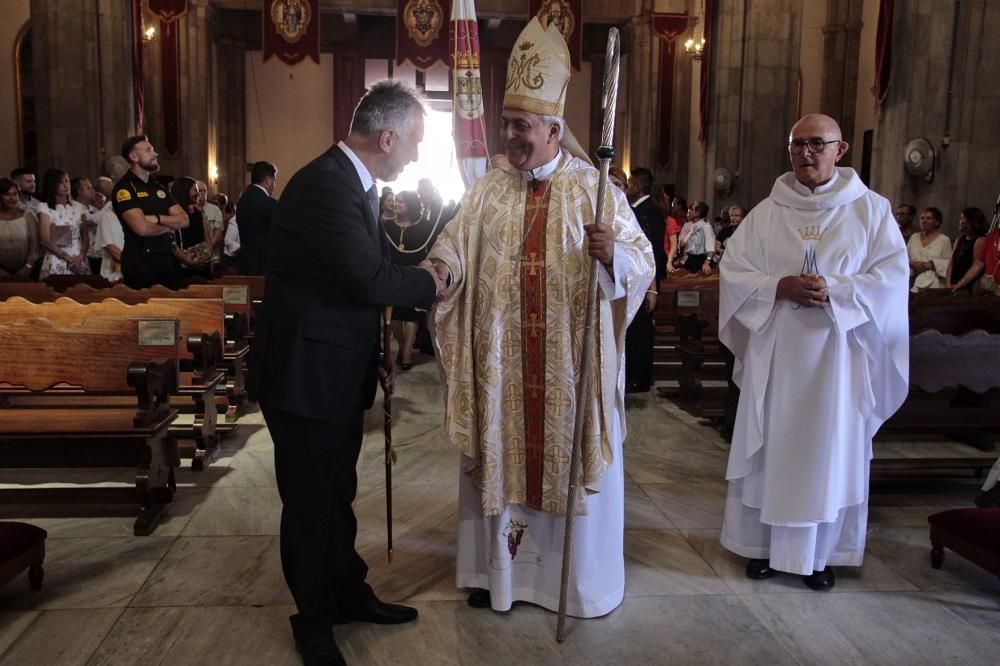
[263,0,320,66]
[528,0,582,71]
[451,0,488,188]
[397,0,450,71]
[148,0,187,156]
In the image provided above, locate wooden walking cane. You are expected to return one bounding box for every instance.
[556,27,621,643]
[382,306,397,563]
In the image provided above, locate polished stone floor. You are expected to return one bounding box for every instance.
[1,358,998,665]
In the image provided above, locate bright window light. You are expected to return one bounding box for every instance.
[381,106,467,206]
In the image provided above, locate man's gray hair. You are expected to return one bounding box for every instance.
[350,79,427,139]
[729,205,746,216]
[540,114,566,140]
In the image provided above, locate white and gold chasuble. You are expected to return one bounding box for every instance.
[430,151,654,517]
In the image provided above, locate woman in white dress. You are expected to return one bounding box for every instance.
[907,206,950,292]
[37,168,90,279]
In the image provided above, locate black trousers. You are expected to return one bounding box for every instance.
[261,403,374,637]
[625,304,655,391]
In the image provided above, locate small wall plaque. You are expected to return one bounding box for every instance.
[222,286,248,305]
[677,290,701,307]
[138,319,177,346]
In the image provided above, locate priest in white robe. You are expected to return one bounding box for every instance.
[719,114,909,590]
[429,18,654,617]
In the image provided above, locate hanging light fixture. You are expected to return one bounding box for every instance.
[685,0,706,61]
[684,37,705,60]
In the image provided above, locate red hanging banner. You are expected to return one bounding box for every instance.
[528,0,582,71]
[874,0,894,107]
[263,0,320,66]
[699,0,715,144]
[653,13,689,168]
[148,0,186,22]
[149,0,187,156]
[397,0,450,70]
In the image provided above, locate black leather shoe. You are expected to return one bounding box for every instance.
[336,598,418,625]
[467,588,491,608]
[803,567,835,591]
[745,558,775,580]
[975,484,1000,508]
[294,633,346,666]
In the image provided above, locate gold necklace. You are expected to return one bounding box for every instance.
[513,159,569,262]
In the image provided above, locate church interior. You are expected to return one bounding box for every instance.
[1,0,999,664]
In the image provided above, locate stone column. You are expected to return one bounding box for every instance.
[704,0,802,214]
[213,37,247,198]
[623,6,657,173]
[30,0,134,178]
[819,0,863,166]
[871,0,1000,235]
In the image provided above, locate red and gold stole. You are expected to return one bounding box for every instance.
[520,182,551,510]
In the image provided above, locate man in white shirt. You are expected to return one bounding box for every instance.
[93,177,123,282]
[681,200,716,274]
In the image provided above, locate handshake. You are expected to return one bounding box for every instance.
[419,259,452,300]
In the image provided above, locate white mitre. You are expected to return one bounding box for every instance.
[503,17,591,165]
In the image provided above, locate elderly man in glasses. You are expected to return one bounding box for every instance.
[717,113,909,590]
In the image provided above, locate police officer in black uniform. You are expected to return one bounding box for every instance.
[112,135,189,289]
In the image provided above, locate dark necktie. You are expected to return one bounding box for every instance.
[367,185,379,225]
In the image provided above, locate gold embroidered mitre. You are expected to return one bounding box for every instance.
[503,17,571,117]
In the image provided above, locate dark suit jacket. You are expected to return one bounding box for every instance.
[632,197,667,280]
[236,184,278,275]
[248,145,437,421]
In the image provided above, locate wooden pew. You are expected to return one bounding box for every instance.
[653,272,720,382]
[876,300,1000,470]
[0,297,227,468]
[184,275,265,332]
[0,283,250,421]
[0,317,181,535]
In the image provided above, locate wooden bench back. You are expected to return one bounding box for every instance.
[0,283,249,346]
[0,297,225,364]
[656,274,720,334]
[0,316,179,393]
[910,330,1000,393]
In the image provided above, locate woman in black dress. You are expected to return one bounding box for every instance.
[170,176,213,277]
[946,207,987,293]
[382,190,435,369]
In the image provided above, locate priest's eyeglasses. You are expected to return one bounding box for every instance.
[788,138,841,154]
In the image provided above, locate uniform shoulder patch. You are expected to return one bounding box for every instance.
[115,189,132,202]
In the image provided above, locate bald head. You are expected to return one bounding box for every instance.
[790,114,843,141]
[788,113,849,191]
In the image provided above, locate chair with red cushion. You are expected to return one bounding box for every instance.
[0,521,47,590]
[928,508,1000,578]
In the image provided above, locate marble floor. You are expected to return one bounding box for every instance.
[1,358,998,665]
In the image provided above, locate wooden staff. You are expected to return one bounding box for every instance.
[382,306,397,563]
[556,26,621,644]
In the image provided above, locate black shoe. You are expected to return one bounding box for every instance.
[336,598,418,625]
[803,567,835,591]
[294,633,346,666]
[467,588,491,608]
[745,558,775,580]
[975,484,1000,508]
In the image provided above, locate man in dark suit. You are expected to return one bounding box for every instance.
[236,161,278,275]
[624,167,666,393]
[248,81,445,666]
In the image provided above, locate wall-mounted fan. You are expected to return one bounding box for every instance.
[903,137,935,182]
[103,155,129,182]
[713,167,733,193]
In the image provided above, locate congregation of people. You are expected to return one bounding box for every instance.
[3,18,999,666]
